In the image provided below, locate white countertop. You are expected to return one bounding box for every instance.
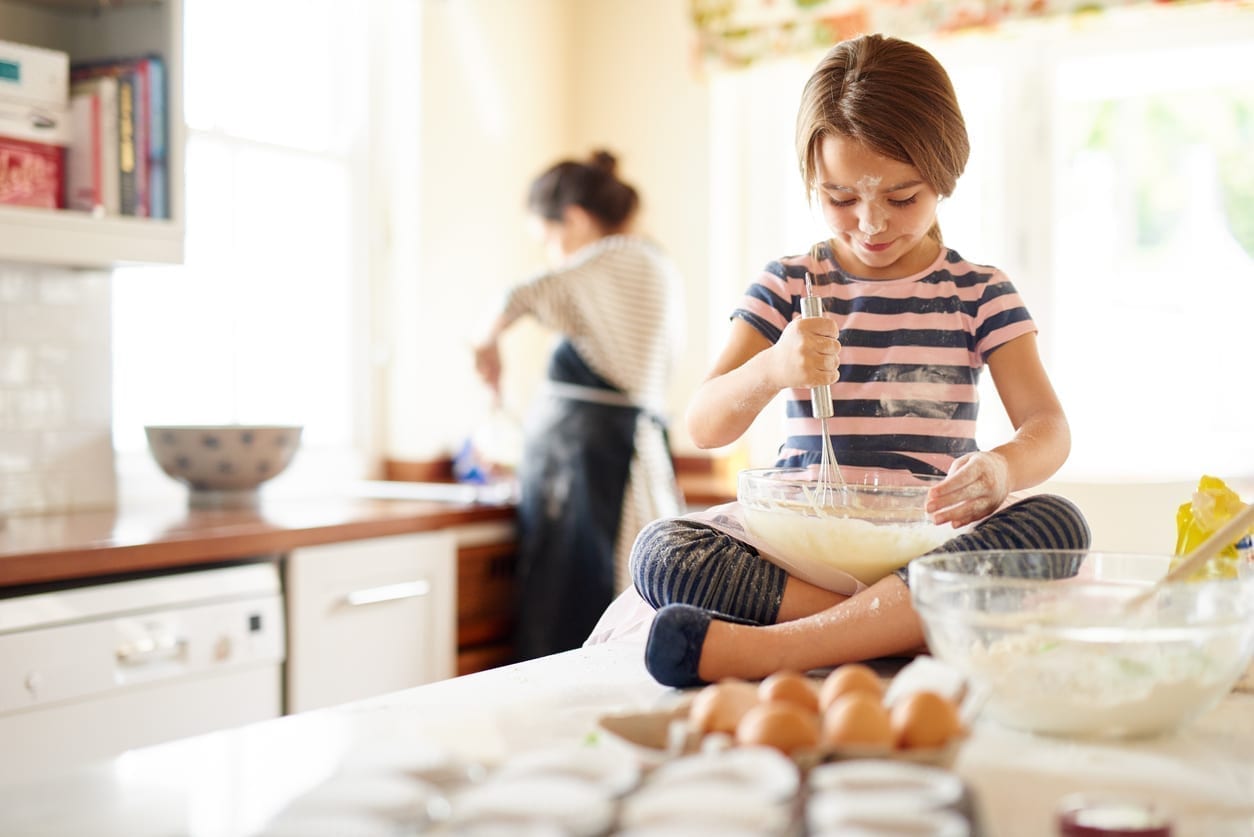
[2,639,1252,837]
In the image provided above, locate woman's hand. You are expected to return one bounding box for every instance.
[927,451,1010,528]
[473,340,502,396]
[766,316,841,391]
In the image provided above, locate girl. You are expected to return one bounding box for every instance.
[631,34,1090,687]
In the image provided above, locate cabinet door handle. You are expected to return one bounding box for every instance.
[341,579,431,607]
[116,635,188,666]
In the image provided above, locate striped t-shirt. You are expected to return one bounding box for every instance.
[501,234,684,414]
[732,243,1037,477]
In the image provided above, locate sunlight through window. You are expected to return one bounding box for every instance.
[111,1,368,462]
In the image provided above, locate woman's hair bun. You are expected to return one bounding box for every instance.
[589,149,618,174]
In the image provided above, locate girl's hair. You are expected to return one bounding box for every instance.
[527,150,639,231]
[795,34,969,242]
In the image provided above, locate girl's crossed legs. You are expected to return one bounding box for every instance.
[630,494,1090,687]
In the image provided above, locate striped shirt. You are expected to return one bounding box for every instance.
[733,243,1036,477]
[502,234,684,415]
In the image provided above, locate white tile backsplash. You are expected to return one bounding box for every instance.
[0,261,115,516]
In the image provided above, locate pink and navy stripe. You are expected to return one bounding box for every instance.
[733,244,1037,477]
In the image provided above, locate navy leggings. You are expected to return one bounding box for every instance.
[629,494,1091,624]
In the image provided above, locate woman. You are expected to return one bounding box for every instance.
[473,150,686,661]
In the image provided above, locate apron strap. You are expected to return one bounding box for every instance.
[542,379,640,410]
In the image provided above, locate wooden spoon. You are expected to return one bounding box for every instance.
[1124,500,1254,611]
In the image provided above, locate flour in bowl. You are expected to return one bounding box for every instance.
[963,631,1250,738]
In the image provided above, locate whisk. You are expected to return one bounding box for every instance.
[802,271,844,505]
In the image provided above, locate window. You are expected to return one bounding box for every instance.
[1046,31,1254,480]
[111,0,381,496]
[711,6,1254,482]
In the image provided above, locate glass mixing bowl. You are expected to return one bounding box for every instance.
[909,550,1254,739]
[737,467,953,588]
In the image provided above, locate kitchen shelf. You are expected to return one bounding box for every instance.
[0,0,184,268]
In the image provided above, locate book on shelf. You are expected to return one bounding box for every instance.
[67,76,120,215]
[70,54,168,219]
[0,134,64,209]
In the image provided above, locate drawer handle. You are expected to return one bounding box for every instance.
[116,635,188,666]
[341,579,431,607]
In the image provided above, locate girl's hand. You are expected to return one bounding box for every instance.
[767,316,841,391]
[927,451,1010,527]
[473,341,502,396]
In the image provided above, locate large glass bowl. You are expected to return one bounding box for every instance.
[909,550,1254,739]
[738,467,954,588]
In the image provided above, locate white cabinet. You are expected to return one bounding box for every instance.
[285,532,456,714]
[0,0,183,267]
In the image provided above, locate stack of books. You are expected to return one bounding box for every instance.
[0,39,71,210]
[69,54,168,219]
[0,40,168,218]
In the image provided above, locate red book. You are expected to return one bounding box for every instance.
[0,135,65,209]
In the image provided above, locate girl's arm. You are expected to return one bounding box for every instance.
[927,332,1071,526]
[686,317,840,449]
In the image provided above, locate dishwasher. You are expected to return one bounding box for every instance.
[0,561,286,783]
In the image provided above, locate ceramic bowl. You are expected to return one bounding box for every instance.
[737,467,953,589]
[909,550,1254,739]
[144,425,303,508]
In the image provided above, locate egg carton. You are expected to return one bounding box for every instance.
[598,699,965,771]
[598,656,974,771]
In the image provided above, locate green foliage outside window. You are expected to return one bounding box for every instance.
[1064,88,1254,260]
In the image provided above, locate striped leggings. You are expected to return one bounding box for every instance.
[629,494,1091,624]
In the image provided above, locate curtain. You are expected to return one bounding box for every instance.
[690,0,1238,68]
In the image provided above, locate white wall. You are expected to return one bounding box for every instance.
[385,0,575,461]
[566,0,712,455]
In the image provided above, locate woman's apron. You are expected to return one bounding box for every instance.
[511,340,680,661]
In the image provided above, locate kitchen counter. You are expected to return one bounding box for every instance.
[1,638,1251,837]
[0,493,516,588]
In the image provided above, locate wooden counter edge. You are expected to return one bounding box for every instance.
[0,503,515,588]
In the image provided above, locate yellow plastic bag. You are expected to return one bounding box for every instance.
[1171,475,1251,581]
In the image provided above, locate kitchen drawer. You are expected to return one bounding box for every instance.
[285,532,455,713]
[457,539,517,649]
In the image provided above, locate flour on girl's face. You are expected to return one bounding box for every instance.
[853,175,887,235]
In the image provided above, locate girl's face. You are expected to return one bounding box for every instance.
[815,134,941,279]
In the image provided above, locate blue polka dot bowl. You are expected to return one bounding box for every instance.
[144,425,303,508]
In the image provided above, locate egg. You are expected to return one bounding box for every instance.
[689,679,761,735]
[890,690,963,749]
[757,671,820,713]
[820,691,894,750]
[735,701,821,754]
[818,663,885,711]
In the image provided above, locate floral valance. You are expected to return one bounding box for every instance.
[690,0,1238,68]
